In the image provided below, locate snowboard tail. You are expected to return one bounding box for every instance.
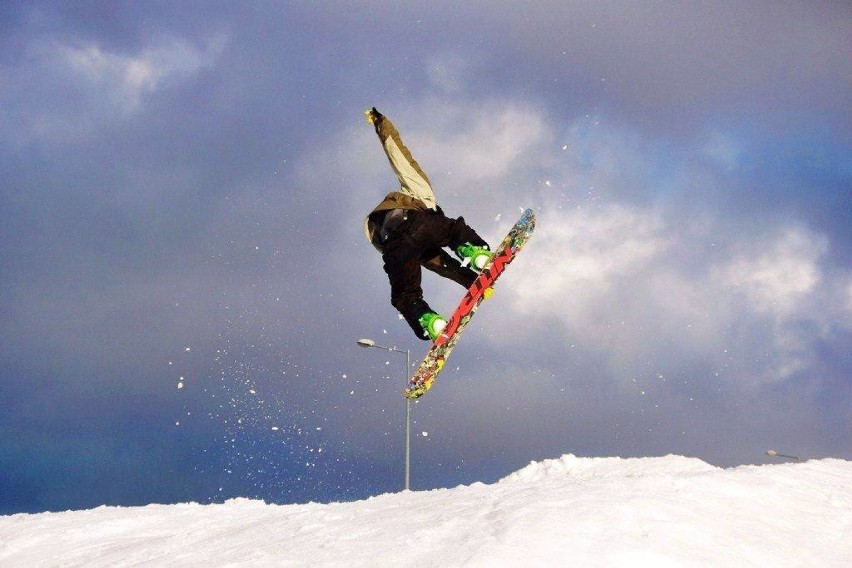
[404,208,536,399]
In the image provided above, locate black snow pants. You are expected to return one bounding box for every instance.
[379,209,489,340]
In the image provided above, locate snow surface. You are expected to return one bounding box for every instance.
[2,454,851,567]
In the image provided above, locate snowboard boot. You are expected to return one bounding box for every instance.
[456,243,493,272]
[418,311,448,341]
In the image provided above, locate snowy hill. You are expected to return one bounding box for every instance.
[2,455,851,567]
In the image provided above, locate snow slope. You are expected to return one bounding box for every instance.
[2,455,851,567]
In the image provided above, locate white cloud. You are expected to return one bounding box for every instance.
[495,202,847,387]
[404,100,549,187]
[3,35,226,146]
[509,204,667,320]
[716,227,826,320]
[58,36,224,114]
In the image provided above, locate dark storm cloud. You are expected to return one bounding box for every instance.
[1,1,850,513]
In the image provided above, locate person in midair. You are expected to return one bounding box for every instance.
[363,107,492,341]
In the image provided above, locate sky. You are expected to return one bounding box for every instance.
[1,1,850,514]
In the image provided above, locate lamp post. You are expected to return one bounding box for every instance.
[357,338,411,491]
[765,449,803,462]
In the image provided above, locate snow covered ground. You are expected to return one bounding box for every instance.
[2,454,850,567]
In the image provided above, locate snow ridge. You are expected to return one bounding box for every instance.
[2,455,851,567]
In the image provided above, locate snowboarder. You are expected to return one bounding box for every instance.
[363,107,492,341]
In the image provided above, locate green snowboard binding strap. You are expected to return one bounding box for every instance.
[418,312,448,341]
[456,243,493,272]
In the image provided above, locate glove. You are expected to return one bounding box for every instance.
[364,107,383,125]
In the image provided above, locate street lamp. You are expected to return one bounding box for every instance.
[766,449,803,462]
[357,338,412,491]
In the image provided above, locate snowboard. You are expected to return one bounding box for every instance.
[404,208,536,399]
